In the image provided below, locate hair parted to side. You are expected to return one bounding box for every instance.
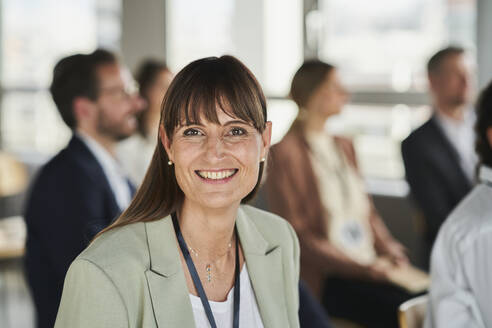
[290,59,335,109]
[287,59,335,133]
[50,49,117,129]
[135,59,170,137]
[97,55,268,237]
[475,80,492,171]
[427,46,465,76]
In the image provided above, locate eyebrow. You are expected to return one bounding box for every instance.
[179,120,250,128]
[223,120,250,126]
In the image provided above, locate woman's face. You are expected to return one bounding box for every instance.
[162,108,272,211]
[306,69,348,119]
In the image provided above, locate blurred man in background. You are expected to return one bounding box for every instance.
[24,49,144,328]
[425,79,492,328]
[401,46,476,268]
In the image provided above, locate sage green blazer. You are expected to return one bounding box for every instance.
[54,205,300,327]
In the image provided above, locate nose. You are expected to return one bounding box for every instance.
[461,73,470,87]
[205,135,226,161]
[133,94,147,112]
[342,88,350,102]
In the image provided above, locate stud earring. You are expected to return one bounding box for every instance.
[168,160,173,166]
[260,157,266,162]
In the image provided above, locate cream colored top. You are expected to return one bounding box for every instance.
[117,133,157,185]
[306,131,376,264]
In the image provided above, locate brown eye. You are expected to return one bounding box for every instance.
[183,128,203,136]
[229,127,246,136]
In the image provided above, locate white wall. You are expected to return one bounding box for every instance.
[477,0,492,89]
[121,0,166,71]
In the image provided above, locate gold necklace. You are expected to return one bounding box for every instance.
[188,239,233,283]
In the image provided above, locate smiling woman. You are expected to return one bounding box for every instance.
[165,109,267,211]
[54,55,300,328]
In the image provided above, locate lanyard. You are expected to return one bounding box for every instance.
[172,212,240,328]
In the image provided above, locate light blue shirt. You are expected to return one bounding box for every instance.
[434,109,477,182]
[77,132,132,210]
[425,165,492,328]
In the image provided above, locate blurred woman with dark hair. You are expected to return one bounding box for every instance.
[55,56,300,328]
[266,60,418,328]
[118,59,173,184]
[425,81,492,327]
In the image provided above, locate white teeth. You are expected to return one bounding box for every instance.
[198,170,236,180]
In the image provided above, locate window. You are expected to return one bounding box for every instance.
[0,0,121,155]
[318,0,476,92]
[166,0,303,140]
[312,0,476,182]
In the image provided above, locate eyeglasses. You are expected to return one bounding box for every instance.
[99,81,140,100]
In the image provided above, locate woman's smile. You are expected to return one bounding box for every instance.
[195,168,239,184]
[163,108,271,209]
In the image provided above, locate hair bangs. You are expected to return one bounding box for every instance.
[163,56,267,139]
[96,55,269,238]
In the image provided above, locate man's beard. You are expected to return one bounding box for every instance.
[96,109,135,141]
[449,94,468,108]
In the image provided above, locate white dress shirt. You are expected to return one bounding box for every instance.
[435,109,478,182]
[190,265,264,328]
[425,166,492,328]
[77,132,133,211]
[117,133,156,185]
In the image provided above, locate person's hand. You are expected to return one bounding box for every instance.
[379,239,409,267]
[365,258,392,283]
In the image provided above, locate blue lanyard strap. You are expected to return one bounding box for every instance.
[172,212,240,328]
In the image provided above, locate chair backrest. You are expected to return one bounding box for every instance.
[398,294,428,328]
[0,152,28,197]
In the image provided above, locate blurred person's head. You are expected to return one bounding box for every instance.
[290,60,348,129]
[427,46,472,116]
[135,59,173,138]
[50,49,145,145]
[475,81,492,170]
[97,55,270,233]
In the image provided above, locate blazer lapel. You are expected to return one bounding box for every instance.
[237,208,290,328]
[68,135,121,239]
[428,116,472,188]
[143,210,291,327]
[144,217,196,327]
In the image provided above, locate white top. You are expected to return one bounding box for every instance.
[189,265,264,328]
[306,131,376,264]
[117,133,156,185]
[435,109,478,182]
[77,132,133,211]
[424,166,492,328]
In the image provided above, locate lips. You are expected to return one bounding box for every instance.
[195,169,238,180]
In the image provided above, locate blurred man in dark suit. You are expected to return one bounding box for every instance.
[24,49,144,328]
[401,46,476,267]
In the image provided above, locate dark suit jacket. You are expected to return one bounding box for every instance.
[24,135,123,328]
[401,115,473,248]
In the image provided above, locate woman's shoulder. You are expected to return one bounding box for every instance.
[333,134,355,149]
[239,205,298,245]
[270,131,306,163]
[76,222,150,272]
[240,204,286,223]
[273,130,304,150]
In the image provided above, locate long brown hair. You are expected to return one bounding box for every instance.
[97,55,268,237]
[290,59,334,109]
